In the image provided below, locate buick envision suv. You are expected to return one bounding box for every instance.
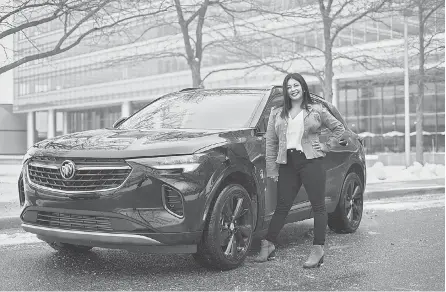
[18,86,366,270]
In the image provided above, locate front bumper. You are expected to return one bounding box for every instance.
[22,223,198,253]
[19,158,211,250]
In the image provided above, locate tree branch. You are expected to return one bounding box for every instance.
[0,5,64,40]
[331,0,388,42]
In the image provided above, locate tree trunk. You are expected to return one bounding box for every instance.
[324,48,334,103]
[323,14,333,103]
[416,5,425,164]
[189,59,202,88]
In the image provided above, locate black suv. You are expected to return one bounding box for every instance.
[18,86,366,270]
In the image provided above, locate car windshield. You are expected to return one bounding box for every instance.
[118,90,265,130]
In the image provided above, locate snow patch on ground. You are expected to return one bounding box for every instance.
[0,164,23,180]
[367,162,445,184]
[0,232,41,246]
[0,165,23,201]
[364,193,445,212]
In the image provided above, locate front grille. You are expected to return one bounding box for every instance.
[27,157,131,192]
[36,211,113,232]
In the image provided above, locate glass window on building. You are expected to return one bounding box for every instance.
[377,19,392,41]
[357,117,369,133]
[351,21,365,44]
[67,106,121,133]
[35,111,48,141]
[336,30,352,47]
[304,30,316,49]
[383,116,401,152]
[365,20,378,42]
[395,95,405,115]
[436,113,445,152]
[382,84,395,115]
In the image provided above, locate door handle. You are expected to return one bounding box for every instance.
[339,139,348,146]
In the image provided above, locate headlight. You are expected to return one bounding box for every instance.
[22,152,32,165]
[128,154,207,173]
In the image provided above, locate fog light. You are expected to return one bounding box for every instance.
[162,186,184,218]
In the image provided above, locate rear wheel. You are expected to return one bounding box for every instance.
[47,242,93,253]
[328,172,363,233]
[193,184,254,270]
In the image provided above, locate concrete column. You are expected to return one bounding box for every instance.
[62,112,68,135]
[332,79,339,109]
[121,101,132,117]
[27,111,36,149]
[47,109,56,139]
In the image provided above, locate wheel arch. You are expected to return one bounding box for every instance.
[346,163,365,190]
[199,168,259,231]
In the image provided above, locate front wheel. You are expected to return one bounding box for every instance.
[328,172,364,233]
[193,184,254,270]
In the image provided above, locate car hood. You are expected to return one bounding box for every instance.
[30,128,253,158]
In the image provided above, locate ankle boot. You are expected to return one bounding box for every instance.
[254,240,276,262]
[303,245,324,268]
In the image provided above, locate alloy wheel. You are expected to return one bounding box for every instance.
[218,193,253,260]
[344,178,363,228]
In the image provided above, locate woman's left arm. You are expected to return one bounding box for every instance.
[320,106,345,151]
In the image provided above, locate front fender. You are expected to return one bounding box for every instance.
[198,163,254,231]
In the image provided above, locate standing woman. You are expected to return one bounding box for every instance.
[255,73,345,268]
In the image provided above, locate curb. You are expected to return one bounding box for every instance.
[0,185,444,231]
[363,185,445,200]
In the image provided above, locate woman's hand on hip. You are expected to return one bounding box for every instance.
[312,141,329,153]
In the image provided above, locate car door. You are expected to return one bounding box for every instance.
[318,102,357,211]
[255,94,282,228]
[255,93,311,228]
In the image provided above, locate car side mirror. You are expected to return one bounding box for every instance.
[254,125,266,137]
[113,117,127,129]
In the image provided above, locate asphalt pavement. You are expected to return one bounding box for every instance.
[0,193,444,291]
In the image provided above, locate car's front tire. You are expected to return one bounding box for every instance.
[328,172,364,233]
[47,242,93,253]
[193,184,254,270]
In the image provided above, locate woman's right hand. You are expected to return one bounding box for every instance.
[269,176,279,182]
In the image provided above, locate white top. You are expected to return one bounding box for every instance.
[286,111,304,150]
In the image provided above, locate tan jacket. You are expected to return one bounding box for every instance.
[266,103,345,177]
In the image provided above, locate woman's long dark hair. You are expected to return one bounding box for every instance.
[280,73,313,119]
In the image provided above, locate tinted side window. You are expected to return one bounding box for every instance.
[258,94,284,132]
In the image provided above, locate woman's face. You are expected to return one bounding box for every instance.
[287,78,303,101]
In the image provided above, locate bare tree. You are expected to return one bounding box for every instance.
[100,0,264,88]
[222,0,390,103]
[170,0,263,87]
[0,0,172,75]
[407,0,445,163]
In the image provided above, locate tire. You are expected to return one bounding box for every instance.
[47,242,93,253]
[328,172,364,234]
[193,184,254,270]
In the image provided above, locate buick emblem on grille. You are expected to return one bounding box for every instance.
[60,160,76,179]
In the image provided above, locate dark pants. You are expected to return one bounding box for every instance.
[266,149,327,245]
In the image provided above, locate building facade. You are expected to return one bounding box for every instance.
[0,104,27,154]
[12,1,445,154]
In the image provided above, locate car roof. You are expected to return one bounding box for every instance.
[179,86,274,92]
[179,86,325,100]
